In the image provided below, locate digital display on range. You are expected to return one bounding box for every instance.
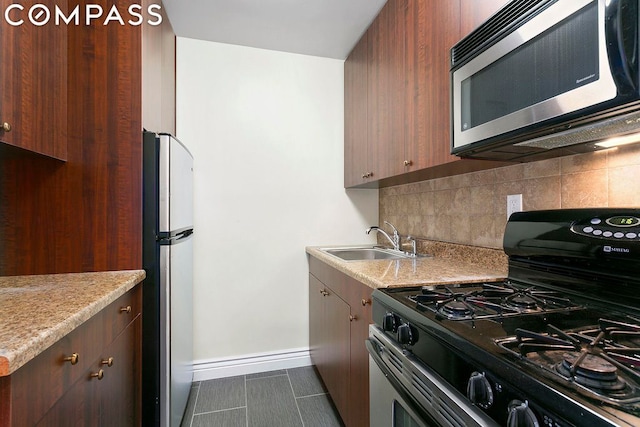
[606,216,640,227]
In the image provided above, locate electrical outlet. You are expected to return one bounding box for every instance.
[507,194,523,219]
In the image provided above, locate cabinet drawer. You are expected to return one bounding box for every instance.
[5,311,103,426]
[2,286,141,426]
[102,286,142,346]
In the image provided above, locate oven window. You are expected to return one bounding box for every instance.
[393,400,423,427]
[461,1,598,131]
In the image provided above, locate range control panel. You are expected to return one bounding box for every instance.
[572,215,640,240]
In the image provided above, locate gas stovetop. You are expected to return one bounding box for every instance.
[389,280,640,405]
[372,209,640,426]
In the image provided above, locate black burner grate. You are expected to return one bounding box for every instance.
[408,282,583,320]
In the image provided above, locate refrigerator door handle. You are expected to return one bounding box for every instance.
[158,228,193,244]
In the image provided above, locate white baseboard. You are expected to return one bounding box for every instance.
[192,347,312,381]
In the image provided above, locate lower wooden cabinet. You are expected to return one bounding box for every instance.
[308,256,373,427]
[0,285,142,426]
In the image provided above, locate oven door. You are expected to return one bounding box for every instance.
[369,354,434,427]
[367,326,498,427]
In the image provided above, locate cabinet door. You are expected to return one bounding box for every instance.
[308,275,327,377]
[0,0,68,160]
[404,0,461,172]
[344,34,370,188]
[35,375,100,427]
[460,0,510,36]
[367,0,406,181]
[347,283,373,427]
[308,274,350,425]
[323,287,351,425]
[100,316,141,427]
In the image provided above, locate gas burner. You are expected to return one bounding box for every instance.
[410,287,479,320]
[406,282,583,320]
[440,300,473,319]
[496,319,640,404]
[506,293,538,310]
[557,354,627,391]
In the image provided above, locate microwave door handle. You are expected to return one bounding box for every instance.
[605,0,637,93]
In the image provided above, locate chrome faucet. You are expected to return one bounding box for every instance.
[366,221,400,251]
[407,236,417,257]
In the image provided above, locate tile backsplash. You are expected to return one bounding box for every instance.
[380,144,640,249]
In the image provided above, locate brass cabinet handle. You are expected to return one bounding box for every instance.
[63,353,79,365]
[404,160,412,166]
[119,305,132,314]
[101,357,114,367]
[349,315,358,322]
[361,298,371,306]
[1,122,11,132]
[90,369,104,380]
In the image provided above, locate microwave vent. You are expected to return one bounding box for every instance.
[514,110,640,150]
[451,0,556,68]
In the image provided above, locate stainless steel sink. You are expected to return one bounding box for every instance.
[321,246,411,261]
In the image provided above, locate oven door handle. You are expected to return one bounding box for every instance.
[366,338,437,426]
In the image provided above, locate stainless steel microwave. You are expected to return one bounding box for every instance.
[450,0,640,161]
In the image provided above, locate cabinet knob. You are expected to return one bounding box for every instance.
[349,315,358,322]
[361,298,371,306]
[404,160,412,166]
[1,122,11,132]
[101,357,114,367]
[361,172,374,179]
[119,305,132,314]
[90,369,104,380]
[63,353,79,365]
[320,290,329,296]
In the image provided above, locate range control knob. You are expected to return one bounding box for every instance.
[467,372,494,409]
[397,323,417,346]
[382,313,398,332]
[507,400,539,427]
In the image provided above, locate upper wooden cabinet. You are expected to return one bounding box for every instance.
[367,0,406,182]
[345,0,406,188]
[142,1,176,134]
[344,0,509,188]
[460,0,511,36]
[0,0,68,160]
[344,32,370,186]
[404,0,461,173]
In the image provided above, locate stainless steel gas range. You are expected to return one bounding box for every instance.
[367,209,640,427]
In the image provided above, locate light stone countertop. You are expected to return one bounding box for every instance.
[0,269,146,376]
[306,241,508,289]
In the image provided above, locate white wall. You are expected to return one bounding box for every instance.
[176,38,378,371]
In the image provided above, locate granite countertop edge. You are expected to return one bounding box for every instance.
[306,242,509,289]
[0,269,146,376]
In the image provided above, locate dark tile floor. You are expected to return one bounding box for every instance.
[180,366,344,427]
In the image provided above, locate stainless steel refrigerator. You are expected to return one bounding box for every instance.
[142,131,194,427]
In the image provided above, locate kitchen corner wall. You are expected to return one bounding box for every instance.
[380,144,640,249]
[176,38,378,365]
